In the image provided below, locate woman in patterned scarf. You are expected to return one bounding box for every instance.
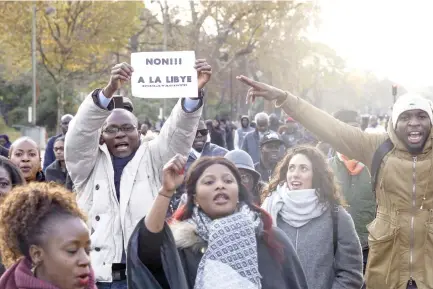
[127,155,308,289]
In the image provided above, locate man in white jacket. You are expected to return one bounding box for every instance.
[65,60,212,289]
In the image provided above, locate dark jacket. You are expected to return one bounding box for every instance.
[34,171,46,183]
[0,135,11,149]
[328,155,375,249]
[280,132,302,149]
[0,145,8,158]
[207,125,226,148]
[127,218,309,289]
[185,142,227,172]
[241,130,261,164]
[255,162,276,183]
[43,133,62,171]
[45,160,73,191]
[225,124,234,151]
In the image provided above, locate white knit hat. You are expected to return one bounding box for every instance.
[392,93,433,129]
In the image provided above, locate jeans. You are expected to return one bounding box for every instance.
[96,280,127,289]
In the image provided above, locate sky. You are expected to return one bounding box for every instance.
[311,0,433,90]
[144,0,433,90]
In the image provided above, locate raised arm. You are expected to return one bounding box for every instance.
[65,63,132,191]
[237,76,387,168]
[148,59,211,171]
[128,156,187,289]
[145,154,186,233]
[64,93,110,191]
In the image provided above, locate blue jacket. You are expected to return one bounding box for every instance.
[43,133,62,171]
[185,142,227,172]
[241,130,261,164]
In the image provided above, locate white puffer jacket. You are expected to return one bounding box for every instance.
[65,91,202,282]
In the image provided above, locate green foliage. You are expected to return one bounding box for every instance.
[0,0,405,130]
[0,117,20,141]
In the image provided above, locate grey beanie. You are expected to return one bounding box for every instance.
[225,150,261,182]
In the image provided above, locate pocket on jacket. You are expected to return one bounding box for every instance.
[365,214,400,288]
[423,223,433,287]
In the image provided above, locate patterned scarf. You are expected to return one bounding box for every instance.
[190,204,262,289]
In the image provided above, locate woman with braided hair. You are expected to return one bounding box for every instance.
[0,182,96,289]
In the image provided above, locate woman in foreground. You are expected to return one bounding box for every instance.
[127,155,308,289]
[0,182,95,289]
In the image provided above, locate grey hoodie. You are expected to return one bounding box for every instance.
[277,206,363,289]
[235,116,254,149]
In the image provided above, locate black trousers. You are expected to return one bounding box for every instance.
[362,247,369,275]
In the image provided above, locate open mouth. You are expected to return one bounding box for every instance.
[408,132,423,144]
[77,273,90,286]
[270,153,279,160]
[213,192,229,204]
[290,181,303,190]
[114,142,129,151]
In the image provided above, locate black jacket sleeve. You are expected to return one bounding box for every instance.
[127,218,189,289]
[0,145,8,158]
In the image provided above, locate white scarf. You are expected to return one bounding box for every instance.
[262,184,326,228]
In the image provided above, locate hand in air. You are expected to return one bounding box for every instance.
[161,154,187,195]
[194,59,212,90]
[236,75,287,104]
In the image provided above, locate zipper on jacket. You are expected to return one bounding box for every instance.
[409,156,417,285]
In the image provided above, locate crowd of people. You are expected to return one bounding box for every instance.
[0,58,428,289]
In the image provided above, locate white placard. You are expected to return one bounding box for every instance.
[131,51,197,99]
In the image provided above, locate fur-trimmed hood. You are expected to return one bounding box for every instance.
[170,221,206,252]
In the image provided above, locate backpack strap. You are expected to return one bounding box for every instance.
[371,138,394,195]
[331,204,339,256]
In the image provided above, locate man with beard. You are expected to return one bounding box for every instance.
[255,132,284,182]
[237,74,433,289]
[234,115,254,149]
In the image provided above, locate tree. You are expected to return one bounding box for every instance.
[0,1,144,129]
[129,1,319,119]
